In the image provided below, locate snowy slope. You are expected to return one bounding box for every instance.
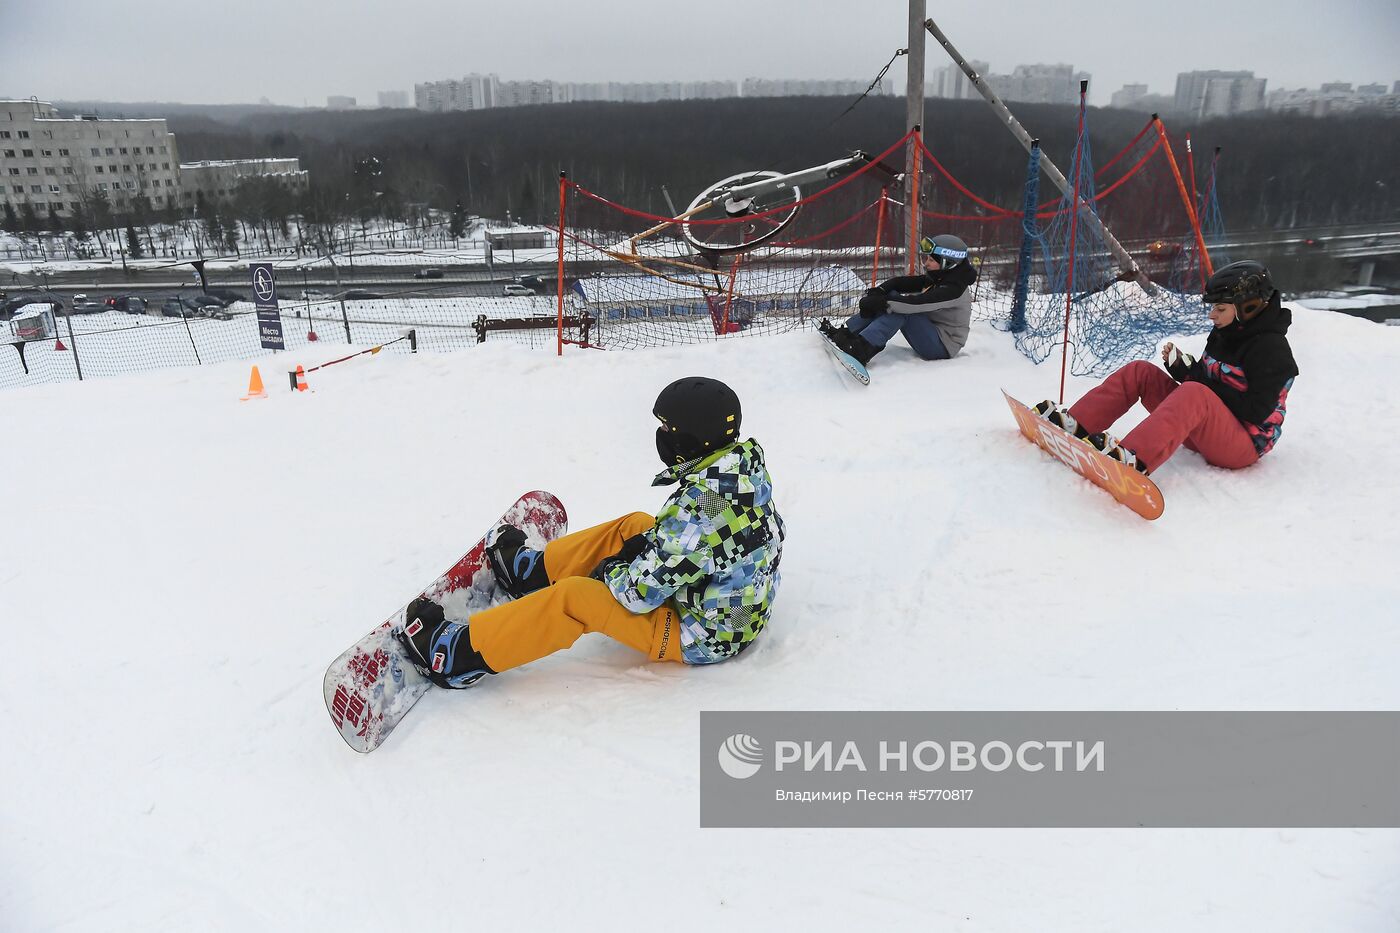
[1,305,1397,932]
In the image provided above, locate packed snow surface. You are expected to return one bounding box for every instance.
[2,305,1396,931]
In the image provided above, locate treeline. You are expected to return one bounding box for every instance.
[65,96,1400,232]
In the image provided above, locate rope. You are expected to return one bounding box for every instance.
[825,49,908,130]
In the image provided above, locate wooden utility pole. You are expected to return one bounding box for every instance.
[905,0,926,273]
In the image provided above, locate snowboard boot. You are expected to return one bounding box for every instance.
[394,597,495,689]
[818,318,855,346]
[487,524,550,599]
[843,332,883,366]
[1086,432,1149,474]
[1031,399,1090,440]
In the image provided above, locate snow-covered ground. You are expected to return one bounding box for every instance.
[0,217,529,274]
[1,305,1397,931]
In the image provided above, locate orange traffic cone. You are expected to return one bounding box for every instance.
[292,364,310,392]
[54,337,67,351]
[241,365,267,401]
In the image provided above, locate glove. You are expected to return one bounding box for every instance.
[589,533,650,582]
[1161,342,1196,381]
[858,290,888,319]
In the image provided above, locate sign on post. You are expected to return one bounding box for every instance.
[250,263,285,350]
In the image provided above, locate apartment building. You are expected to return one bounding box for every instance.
[178,158,309,207]
[984,64,1090,106]
[414,74,498,112]
[0,98,180,218]
[1174,71,1267,118]
[741,78,890,98]
[926,61,989,101]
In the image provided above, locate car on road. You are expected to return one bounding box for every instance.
[298,289,331,301]
[71,294,107,314]
[161,296,230,320]
[188,295,232,319]
[414,268,444,279]
[342,289,385,301]
[502,284,534,296]
[161,298,198,317]
[514,275,543,289]
[106,295,148,314]
[205,288,246,305]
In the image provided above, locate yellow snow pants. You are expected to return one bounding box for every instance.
[468,512,686,673]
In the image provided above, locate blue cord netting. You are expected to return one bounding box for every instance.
[994,116,1212,378]
[1197,159,1230,268]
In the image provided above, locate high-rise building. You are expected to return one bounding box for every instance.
[926,61,989,100]
[1110,84,1149,109]
[0,99,308,220]
[1268,81,1400,116]
[1174,71,1266,118]
[981,64,1085,105]
[0,98,181,218]
[377,90,409,109]
[326,96,357,110]
[740,78,890,98]
[496,80,555,108]
[414,74,498,112]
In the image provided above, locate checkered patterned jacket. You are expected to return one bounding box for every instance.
[601,439,785,664]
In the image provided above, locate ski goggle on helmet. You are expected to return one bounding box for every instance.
[918,234,970,269]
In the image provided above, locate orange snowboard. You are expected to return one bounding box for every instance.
[1004,390,1165,521]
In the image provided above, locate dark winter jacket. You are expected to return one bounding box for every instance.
[874,260,978,356]
[601,439,785,665]
[1165,294,1298,456]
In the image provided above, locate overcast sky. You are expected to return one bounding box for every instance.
[3,0,1396,107]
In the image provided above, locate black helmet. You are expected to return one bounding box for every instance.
[653,376,742,466]
[918,233,970,270]
[1202,260,1277,320]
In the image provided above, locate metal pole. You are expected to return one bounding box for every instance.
[905,0,926,273]
[1059,84,1090,404]
[556,172,567,356]
[1152,116,1214,282]
[182,308,202,365]
[65,314,83,381]
[921,16,1153,294]
[908,125,923,274]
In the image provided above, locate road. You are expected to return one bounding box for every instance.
[9,221,1399,300]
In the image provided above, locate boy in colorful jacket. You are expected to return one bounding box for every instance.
[397,376,785,686]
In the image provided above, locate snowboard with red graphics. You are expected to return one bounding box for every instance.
[323,491,567,753]
[1004,391,1165,521]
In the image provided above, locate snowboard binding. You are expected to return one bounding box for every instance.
[395,598,495,689]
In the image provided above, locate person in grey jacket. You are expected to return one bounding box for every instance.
[820,234,976,367]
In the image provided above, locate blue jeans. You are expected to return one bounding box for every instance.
[846,312,950,361]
